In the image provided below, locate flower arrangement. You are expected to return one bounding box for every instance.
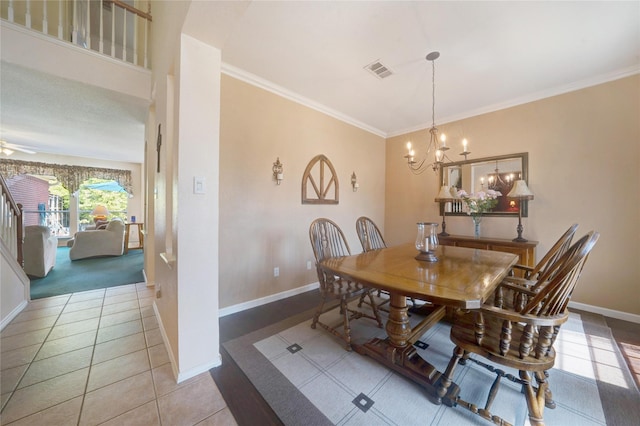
[457,189,502,216]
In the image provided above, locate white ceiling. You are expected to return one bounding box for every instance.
[2,1,639,163]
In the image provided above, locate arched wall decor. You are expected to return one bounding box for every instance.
[301,154,339,204]
[0,159,133,194]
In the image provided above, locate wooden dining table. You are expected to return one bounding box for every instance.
[319,242,518,404]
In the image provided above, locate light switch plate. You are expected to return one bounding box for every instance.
[194,176,206,194]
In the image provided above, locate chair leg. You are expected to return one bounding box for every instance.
[341,298,353,351]
[366,291,384,328]
[357,292,367,307]
[437,346,464,404]
[520,370,546,426]
[311,296,327,329]
[536,370,556,409]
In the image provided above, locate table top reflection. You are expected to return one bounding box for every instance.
[320,242,518,309]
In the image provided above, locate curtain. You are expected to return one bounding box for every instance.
[0,159,133,194]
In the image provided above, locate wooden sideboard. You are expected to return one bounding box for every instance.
[439,234,538,267]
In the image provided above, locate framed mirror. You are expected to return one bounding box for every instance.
[439,152,529,217]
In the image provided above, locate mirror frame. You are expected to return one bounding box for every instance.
[439,152,529,217]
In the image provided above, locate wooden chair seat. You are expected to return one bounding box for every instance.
[438,231,599,426]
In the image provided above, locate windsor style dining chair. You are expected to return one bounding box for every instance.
[309,218,383,351]
[438,231,599,426]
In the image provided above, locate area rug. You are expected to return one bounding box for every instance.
[224,301,640,426]
[29,247,144,299]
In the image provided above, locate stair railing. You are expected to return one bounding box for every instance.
[3,0,152,69]
[0,174,24,267]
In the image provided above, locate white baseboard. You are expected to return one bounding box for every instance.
[0,300,28,331]
[568,301,640,324]
[153,301,222,384]
[219,282,319,317]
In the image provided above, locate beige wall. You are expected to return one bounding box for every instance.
[386,75,640,316]
[219,75,386,309]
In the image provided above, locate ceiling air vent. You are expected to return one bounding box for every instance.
[364,60,393,79]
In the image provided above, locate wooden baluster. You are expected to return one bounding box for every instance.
[42,0,48,35]
[86,0,91,49]
[474,311,484,345]
[99,0,104,53]
[25,0,31,28]
[535,325,553,359]
[500,320,512,356]
[122,8,127,62]
[133,11,138,66]
[58,0,63,39]
[111,2,115,57]
[72,0,78,44]
[144,3,149,68]
[519,323,534,358]
[8,0,14,22]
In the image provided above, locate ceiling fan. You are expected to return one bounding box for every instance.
[0,140,37,156]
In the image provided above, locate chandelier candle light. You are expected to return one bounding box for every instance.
[404,52,470,174]
[507,180,534,242]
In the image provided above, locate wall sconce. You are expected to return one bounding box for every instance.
[351,172,359,192]
[272,157,283,185]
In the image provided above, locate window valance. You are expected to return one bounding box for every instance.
[0,159,132,194]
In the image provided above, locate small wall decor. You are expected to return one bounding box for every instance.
[272,157,284,185]
[302,154,339,204]
[156,124,162,173]
[351,172,359,192]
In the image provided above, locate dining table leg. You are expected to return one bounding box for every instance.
[353,292,460,404]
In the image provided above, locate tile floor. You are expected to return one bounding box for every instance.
[0,283,237,425]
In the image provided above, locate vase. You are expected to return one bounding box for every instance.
[472,215,482,238]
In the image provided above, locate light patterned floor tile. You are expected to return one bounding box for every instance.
[148,343,170,368]
[87,349,150,392]
[197,407,238,426]
[92,332,146,365]
[19,346,93,388]
[145,328,163,347]
[142,314,159,331]
[157,374,227,426]
[1,364,29,394]
[103,292,138,306]
[48,318,100,341]
[3,396,83,426]
[10,305,64,323]
[22,296,70,312]
[35,330,97,361]
[151,363,205,397]
[79,371,155,425]
[1,344,41,371]
[67,290,105,304]
[56,307,102,326]
[99,309,141,328]
[62,298,103,314]
[0,315,57,338]
[96,319,143,344]
[101,299,139,316]
[99,400,160,426]
[1,329,49,353]
[1,368,89,424]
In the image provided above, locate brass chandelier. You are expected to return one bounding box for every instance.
[404,52,469,174]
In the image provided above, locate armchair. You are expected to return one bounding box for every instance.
[437,231,599,426]
[68,218,126,260]
[23,225,58,277]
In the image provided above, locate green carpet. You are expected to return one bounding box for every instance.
[29,247,144,299]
